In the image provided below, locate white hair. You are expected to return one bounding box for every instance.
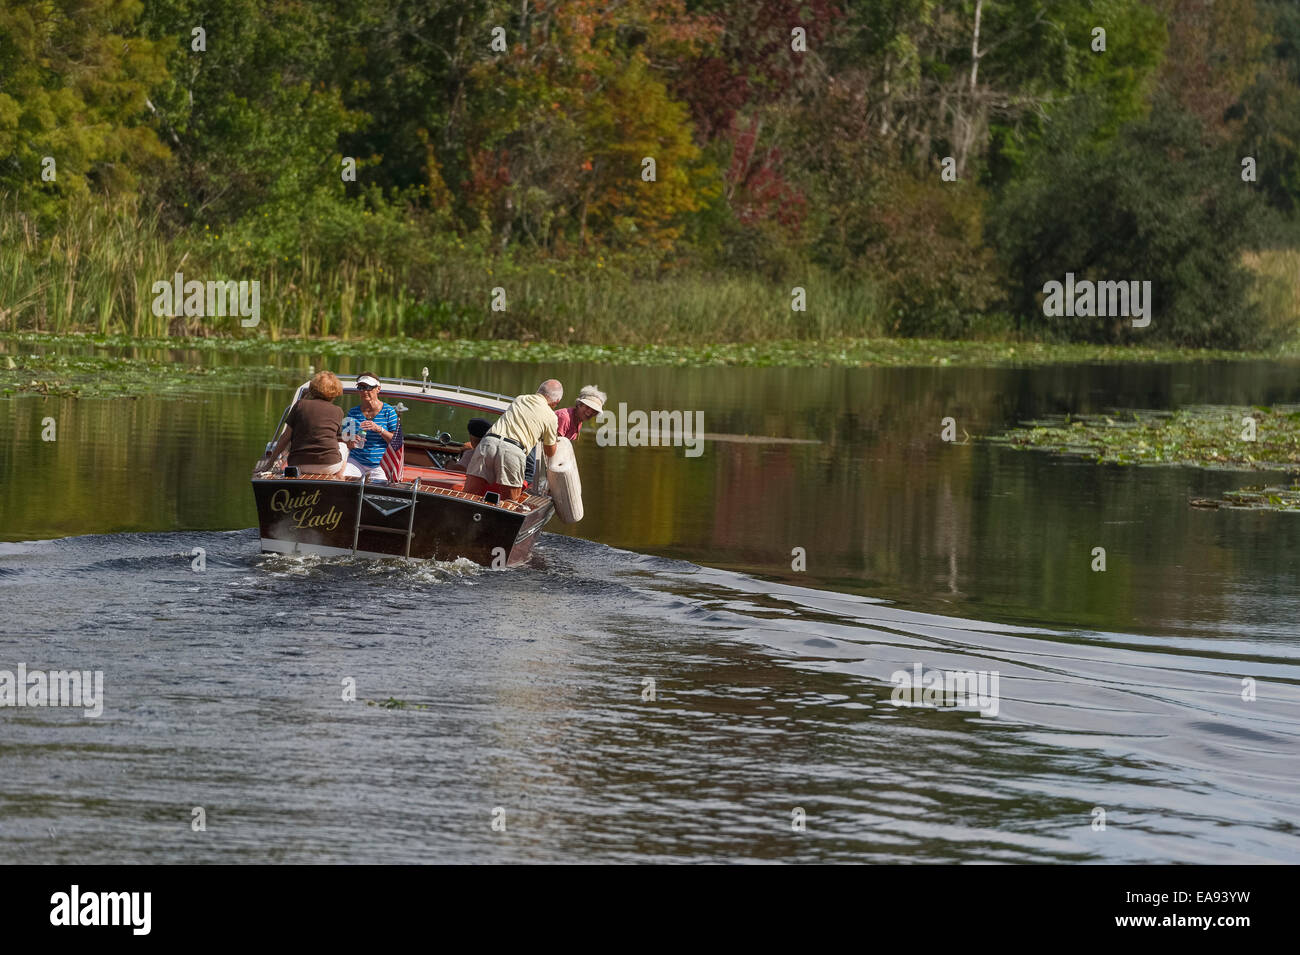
[577,385,606,406]
[538,379,563,403]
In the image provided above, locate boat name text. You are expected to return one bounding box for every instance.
[270,488,344,532]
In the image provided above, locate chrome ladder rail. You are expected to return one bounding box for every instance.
[404,477,420,559]
[351,475,421,559]
[351,474,369,556]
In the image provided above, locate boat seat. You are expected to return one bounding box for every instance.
[400,464,467,491]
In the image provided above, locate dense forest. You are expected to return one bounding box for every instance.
[3,0,1300,346]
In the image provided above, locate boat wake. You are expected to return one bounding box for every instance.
[1,527,1297,863]
[255,551,488,583]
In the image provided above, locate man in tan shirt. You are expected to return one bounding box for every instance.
[464,379,562,503]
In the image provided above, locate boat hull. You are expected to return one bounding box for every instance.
[251,477,552,566]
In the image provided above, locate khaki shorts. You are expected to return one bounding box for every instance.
[467,436,526,487]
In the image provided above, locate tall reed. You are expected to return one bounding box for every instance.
[0,195,912,344]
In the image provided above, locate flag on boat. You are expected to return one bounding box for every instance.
[381,416,404,481]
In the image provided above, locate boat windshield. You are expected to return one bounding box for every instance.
[382,398,502,444]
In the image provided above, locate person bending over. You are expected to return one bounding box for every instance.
[463,379,562,503]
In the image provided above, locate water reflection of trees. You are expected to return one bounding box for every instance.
[8,358,1300,638]
[561,361,1300,638]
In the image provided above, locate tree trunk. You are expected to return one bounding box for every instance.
[958,0,985,178]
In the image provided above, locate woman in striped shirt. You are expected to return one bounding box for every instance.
[342,373,399,482]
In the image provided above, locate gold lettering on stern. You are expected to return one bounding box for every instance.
[269,488,320,512]
[291,505,343,532]
[269,488,342,532]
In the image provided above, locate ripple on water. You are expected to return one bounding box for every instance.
[0,528,1297,863]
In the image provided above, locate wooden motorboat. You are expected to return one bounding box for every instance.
[251,375,554,566]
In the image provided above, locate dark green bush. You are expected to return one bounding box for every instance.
[989,98,1272,348]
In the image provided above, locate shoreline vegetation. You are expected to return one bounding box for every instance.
[990,405,1300,512]
[1191,483,1300,511]
[5,333,1300,399]
[3,201,1300,350]
[6,2,1300,354]
[989,406,1300,471]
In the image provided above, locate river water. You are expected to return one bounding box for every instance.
[2,349,1299,862]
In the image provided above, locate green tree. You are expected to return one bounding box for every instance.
[989,98,1269,347]
[453,0,719,257]
[138,0,363,224]
[0,0,169,222]
[1238,0,1300,220]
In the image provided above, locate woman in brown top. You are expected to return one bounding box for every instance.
[265,371,349,476]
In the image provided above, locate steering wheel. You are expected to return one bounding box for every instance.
[406,431,463,468]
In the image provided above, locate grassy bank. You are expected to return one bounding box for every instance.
[0,350,296,398]
[5,201,1300,349]
[1245,248,1300,336]
[4,333,1299,398]
[0,201,887,344]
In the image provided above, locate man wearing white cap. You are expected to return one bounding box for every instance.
[342,371,399,482]
[555,385,606,442]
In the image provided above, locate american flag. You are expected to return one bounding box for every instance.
[380,415,404,481]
